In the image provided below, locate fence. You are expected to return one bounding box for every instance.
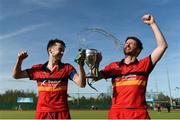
[0,92,111,110]
[1,92,179,110]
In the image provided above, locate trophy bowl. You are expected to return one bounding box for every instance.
[85,49,99,78]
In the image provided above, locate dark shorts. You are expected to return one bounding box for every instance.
[108,109,150,119]
[35,110,71,119]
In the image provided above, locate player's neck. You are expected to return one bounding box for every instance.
[124,56,137,64]
[47,57,60,70]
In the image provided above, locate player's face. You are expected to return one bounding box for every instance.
[49,43,65,60]
[123,39,140,56]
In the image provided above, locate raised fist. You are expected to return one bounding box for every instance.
[142,14,155,25]
[17,51,28,61]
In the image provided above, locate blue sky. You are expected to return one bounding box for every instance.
[0,0,180,98]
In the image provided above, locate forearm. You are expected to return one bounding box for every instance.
[13,51,29,79]
[12,59,23,79]
[150,23,168,49]
[12,58,28,79]
[77,64,86,87]
[150,21,168,64]
[92,72,104,82]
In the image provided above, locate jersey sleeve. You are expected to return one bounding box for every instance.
[140,55,154,74]
[66,64,77,80]
[26,64,43,80]
[100,62,119,79]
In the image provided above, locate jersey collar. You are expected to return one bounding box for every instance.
[119,58,139,66]
[41,61,64,72]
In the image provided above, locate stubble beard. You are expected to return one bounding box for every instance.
[123,48,137,56]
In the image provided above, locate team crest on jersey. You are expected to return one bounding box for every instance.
[40,79,64,87]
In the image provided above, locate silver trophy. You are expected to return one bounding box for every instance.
[85,49,99,78]
[77,27,122,91]
[74,48,100,91]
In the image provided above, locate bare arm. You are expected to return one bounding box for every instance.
[73,61,86,88]
[142,14,168,65]
[12,51,29,79]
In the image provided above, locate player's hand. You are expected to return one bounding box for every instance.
[142,14,155,25]
[74,48,85,66]
[17,51,28,61]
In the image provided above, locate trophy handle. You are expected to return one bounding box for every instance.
[86,67,98,78]
[87,78,98,91]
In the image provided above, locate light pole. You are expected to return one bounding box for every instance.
[175,87,180,104]
[164,53,173,108]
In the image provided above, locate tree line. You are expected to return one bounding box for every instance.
[0,90,38,110]
[0,90,38,104]
[0,89,178,110]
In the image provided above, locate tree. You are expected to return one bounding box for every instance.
[0,90,38,103]
[156,92,170,102]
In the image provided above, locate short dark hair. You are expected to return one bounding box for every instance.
[125,36,143,50]
[47,38,66,52]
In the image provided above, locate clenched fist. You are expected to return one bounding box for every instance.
[17,51,28,61]
[142,14,155,25]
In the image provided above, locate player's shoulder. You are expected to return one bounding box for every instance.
[31,64,44,68]
[110,61,120,65]
[106,61,120,67]
[139,55,151,62]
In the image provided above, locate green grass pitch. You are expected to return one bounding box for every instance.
[0,110,180,119]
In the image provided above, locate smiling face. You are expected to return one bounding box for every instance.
[123,39,141,57]
[48,42,65,61]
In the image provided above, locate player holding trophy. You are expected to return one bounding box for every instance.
[90,14,168,119]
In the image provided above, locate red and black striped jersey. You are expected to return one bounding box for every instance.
[100,56,154,109]
[26,62,77,112]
